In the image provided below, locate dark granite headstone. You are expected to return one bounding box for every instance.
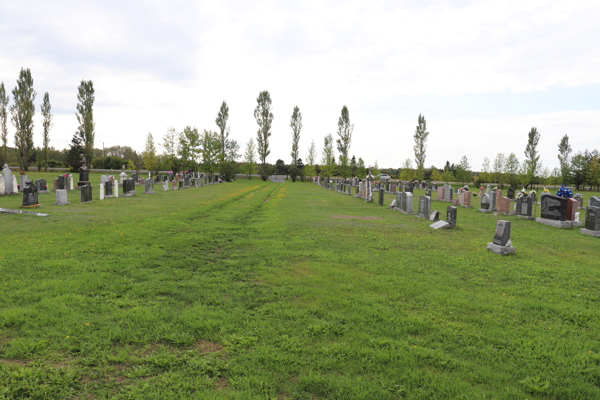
[419,195,430,218]
[406,183,413,193]
[507,188,515,199]
[58,175,65,190]
[379,188,384,206]
[589,196,600,208]
[585,206,600,231]
[78,168,89,186]
[35,179,47,193]
[517,195,533,217]
[493,220,511,246]
[105,180,113,196]
[22,181,39,207]
[80,185,92,203]
[541,194,568,221]
[447,206,457,228]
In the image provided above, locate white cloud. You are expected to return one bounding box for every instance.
[1,0,599,170]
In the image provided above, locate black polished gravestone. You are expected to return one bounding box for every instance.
[516,195,533,217]
[541,194,568,221]
[507,188,515,199]
[405,183,413,194]
[590,196,600,208]
[21,181,40,207]
[78,167,90,187]
[80,185,92,203]
[105,180,113,196]
[585,206,600,231]
[35,179,48,193]
[447,206,457,228]
[493,220,512,246]
[58,175,66,190]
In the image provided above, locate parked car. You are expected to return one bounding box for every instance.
[378,174,391,181]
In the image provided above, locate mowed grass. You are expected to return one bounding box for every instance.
[1,174,600,399]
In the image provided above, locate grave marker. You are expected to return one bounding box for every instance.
[80,185,92,203]
[54,189,70,205]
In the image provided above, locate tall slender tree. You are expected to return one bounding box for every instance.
[243,138,257,179]
[215,101,230,162]
[524,127,541,188]
[10,68,36,171]
[320,133,334,179]
[75,80,95,163]
[143,132,157,173]
[0,82,8,165]
[413,114,429,180]
[558,134,572,185]
[336,105,353,178]
[290,106,302,165]
[254,90,273,179]
[41,92,53,172]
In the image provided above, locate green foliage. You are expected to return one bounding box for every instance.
[215,100,229,162]
[357,157,366,179]
[219,161,238,182]
[290,106,302,165]
[65,134,84,171]
[200,130,220,175]
[336,105,353,178]
[40,92,52,172]
[0,81,8,164]
[178,126,201,170]
[10,68,36,171]
[455,155,472,184]
[442,166,454,183]
[243,138,257,179]
[254,90,273,165]
[524,126,541,188]
[289,165,299,182]
[558,134,572,185]
[143,132,157,173]
[162,127,180,172]
[320,134,335,179]
[75,80,95,163]
[413,114,429,173]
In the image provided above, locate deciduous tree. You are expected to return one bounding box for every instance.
[336,106,353,178]
[75,80,95,163]
[215,101,230,162]
[524,127,541,188]
[413,114,429,180]
[143,133,157,173]
[243,138,257,179]
[558,134,572,185]
[0,82,8,164]
[41,92,53,172]
[10,68,36,171]
[320,134,334,179]
[290,106,302,165]
[254,91,273,179]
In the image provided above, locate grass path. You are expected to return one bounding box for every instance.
[1,177,600,399]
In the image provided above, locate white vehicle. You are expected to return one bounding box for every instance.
[378,174,391,181]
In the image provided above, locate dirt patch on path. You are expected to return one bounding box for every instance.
[331,215,384,220]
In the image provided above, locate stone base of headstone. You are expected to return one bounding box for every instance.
[462,205,473,209]
[122,192,135,197]
[535,218,574,229]
[580,228,600,238]
[397,210,413,215]
[38,190,49,194]
[487,242,516,255]
[19,204,41,209]
[478,209,493,213]
[105,195,116,199]
[572,221,582,227]
[429,220,451,229]
[144,190,156,195]
[516,215,535,220]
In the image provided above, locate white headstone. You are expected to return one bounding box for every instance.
[113,179,119,198]
[3,164,12,194]
[99,183,105,200]
[68,175,74,190]
[0,175,4,195]
[12,175,18,194]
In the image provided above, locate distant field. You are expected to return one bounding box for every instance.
[1,175,599,399]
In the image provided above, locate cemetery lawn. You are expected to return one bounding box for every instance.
[2,175,600,399]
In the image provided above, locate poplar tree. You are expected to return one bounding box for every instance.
[0,82,9,164]
[413,114,429,180]
[254,91,273,179]
[41,92,53,172]
[243,138,257,179]
[557,134,572,184]
[290,106,302,165]
[215,101,230,162]
[336,105,353,178]
[75,80,95,163]
[10,68,36,171]
[524,127,541,188]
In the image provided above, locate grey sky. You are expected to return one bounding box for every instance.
[1,0,599,172]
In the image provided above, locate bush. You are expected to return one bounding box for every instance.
[289,166,299,182]
[259,165,270,181]
[220,161,238,182]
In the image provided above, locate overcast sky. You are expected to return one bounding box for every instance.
[1,0,599,171]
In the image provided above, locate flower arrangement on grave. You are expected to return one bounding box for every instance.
[556,185,573,198]
[574,193,582,200]
[543,187,550,193]
[517,187,529,199]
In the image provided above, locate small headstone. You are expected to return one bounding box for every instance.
[404,193,413,213]
[430,220,450,229]
[19,174,28,192]
[0,175,5,196]
[379,188,384,206]
[447,206,457,228]
[567,198,578,221]
[585,206,600,231]
[388,199,397,209]
[589,196,600,208]
[493,220,511,246]
[480,193,490,210]
[437,186,444,201]
[80,185,92,203]
[507,188,515,199]
[12,175,18,194]
[99,182,105,200]
[144,180,156,194]
[429,210,440,222]
[68,174,74,190]
[35,179,48,193]
[54,189,70,205]
[105,180,113,197]
[497,197,510,213]
[113,180,119,198]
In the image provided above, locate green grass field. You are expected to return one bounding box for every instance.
[1,173,600,399]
